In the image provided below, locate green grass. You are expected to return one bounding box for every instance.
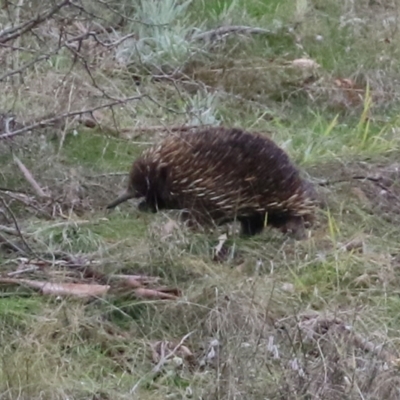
[2,0,400,399]
[61,130,146,170]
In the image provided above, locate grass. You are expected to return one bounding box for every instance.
[2,0,400,398]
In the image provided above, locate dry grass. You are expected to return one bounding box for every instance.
[2,0,400,399]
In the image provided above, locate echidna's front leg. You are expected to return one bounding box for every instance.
[238,214,266,236]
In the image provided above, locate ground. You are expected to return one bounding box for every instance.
[1,0,400,399]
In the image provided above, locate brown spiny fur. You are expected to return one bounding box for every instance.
[107,127,317,238]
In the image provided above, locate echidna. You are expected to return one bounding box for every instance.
[107,127,317,238]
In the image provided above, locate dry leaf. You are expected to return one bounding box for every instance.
[281,283,295,293]
[341,238,364,253]
[352,273,371,288]
[333,78,365,107]
[199,338,220,367]
[161,219,180,240]
[79,117,97,128]
[213,234,228,262]
[334,78,356,89]
[351,187,371,206]
[151,340,194,364]
[215,234,227,253]
[291,58,320,70]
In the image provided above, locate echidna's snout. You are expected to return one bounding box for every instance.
[106,190,135,209]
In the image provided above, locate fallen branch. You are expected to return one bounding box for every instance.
[0,277,110,298]
[133,287,180,300]
[13,155,49,198]
[0,276,181,300]
[1,256,183,301]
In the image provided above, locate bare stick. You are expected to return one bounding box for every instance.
[13,155,48,198]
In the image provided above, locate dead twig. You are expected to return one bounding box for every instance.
[0,0,71,44]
